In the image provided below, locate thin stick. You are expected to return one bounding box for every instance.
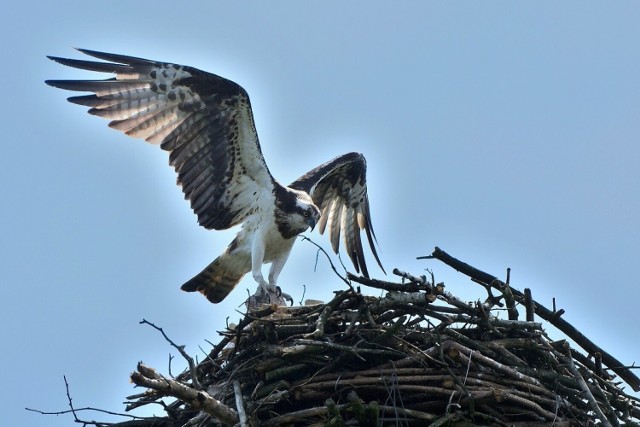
[140,319,201,390]
[233,380,249,427]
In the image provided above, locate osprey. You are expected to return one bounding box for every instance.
[46,49,384,303]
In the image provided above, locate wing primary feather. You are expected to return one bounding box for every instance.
[329,201,343,254]
[45,79,149,95]
[341,206,355,266]
[88,94,168,119]
[46,56,134,74]
[108,104,177,135]
[67,94,122,108]
[290,152,384,276]
[317,203,331,234]
[354,227,369,277]
[74,48,156,66]
[364,218,385,274]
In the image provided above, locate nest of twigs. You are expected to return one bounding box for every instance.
[122,247,639,426]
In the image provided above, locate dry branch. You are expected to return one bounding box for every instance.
[119,260,638,425]
[423,246,640,392]
[34,246,640,426]
[130,363,238,425]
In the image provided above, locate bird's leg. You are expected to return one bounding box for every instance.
[266,248,294,305]
[251,235,270,294]
[267,248,292,287]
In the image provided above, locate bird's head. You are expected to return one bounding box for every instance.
[294,192,321,232]
[274,187,321,239]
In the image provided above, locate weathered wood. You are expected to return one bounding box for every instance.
[38,247,639,426]
[424,246,640,393]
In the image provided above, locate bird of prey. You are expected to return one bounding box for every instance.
[46,49,384,303]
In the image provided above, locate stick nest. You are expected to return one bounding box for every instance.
[122,247,639,426]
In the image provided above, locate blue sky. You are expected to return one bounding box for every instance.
[2,2,639,425]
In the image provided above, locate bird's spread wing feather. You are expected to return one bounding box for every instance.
[46,49,273,230]
[289,152,384,277]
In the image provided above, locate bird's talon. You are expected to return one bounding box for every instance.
[281,291,294,306]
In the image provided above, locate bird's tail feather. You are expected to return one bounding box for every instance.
[181,255,247,303]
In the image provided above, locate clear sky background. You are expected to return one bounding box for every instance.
[2,2,639,425]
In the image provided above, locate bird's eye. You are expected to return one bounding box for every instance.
[303,211,310,217]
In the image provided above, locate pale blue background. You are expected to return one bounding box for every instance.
[2,2,639,425]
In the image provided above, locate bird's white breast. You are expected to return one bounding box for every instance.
[262,225,297,263]
[231,204,296,264]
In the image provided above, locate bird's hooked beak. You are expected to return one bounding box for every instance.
[306,216,316,232]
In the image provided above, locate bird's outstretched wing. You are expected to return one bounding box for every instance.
[289,152,384,277]
[46,49,273,230]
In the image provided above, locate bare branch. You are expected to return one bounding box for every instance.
[425,246,640,393]
[233,380,249,427]
[140,319,201,390]
[26,376,147,426]
[130,362,238,425]
[34,246,639,426]
[301,236,351,286]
